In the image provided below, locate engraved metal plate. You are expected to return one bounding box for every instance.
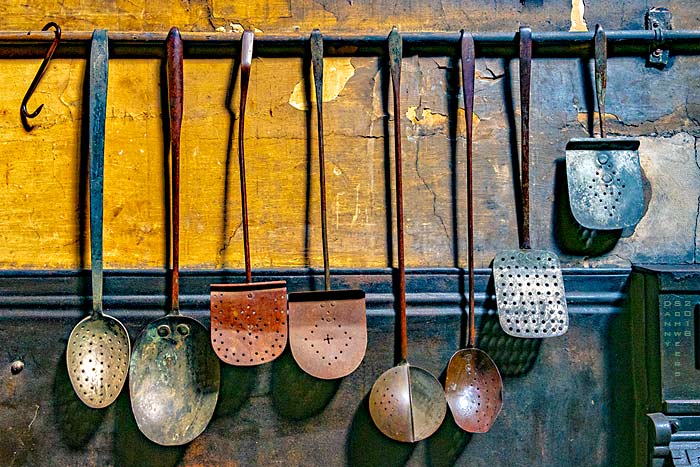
[210,281,288,366]
[493,249,568,338]
[566,137,644,230]
[288,289,367,380]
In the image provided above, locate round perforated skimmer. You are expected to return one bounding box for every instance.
[66,314,130,408]
[493,249,568,338]
[210,282,288,366]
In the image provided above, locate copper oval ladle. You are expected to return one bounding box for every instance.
[444,31,503,433]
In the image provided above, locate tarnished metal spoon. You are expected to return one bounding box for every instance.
[128,27,220,446]
[66,29,131,409]
[368,27,446,443]
[444,31,503,433]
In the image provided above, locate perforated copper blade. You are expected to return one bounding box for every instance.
[566,138,643,230]
[210,281,288,366]
[288,289,367,379]
[493,249,568,338]
[129,315,220,446]
[369,362,447,443]
[66,314,130,408]
[445,349,503,433]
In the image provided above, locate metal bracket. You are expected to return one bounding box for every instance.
[646,7,672,68]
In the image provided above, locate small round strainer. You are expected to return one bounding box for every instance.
[66,29,130,409]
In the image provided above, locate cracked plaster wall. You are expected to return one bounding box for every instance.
[0,2,698,269]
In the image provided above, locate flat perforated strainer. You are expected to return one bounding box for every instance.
[66,30,130,409]
[287,30,367,380]
[210,30,288,366]
[493,27,568,339]
[445,32,503,433]
[566,25,643,230]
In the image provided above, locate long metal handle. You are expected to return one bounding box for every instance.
[519,26,532,250]
[239,30,254,284]
[461,31,476,349]
[89,29,108,317]
[166,27,183,314]
[388,27,407,362]
[594,24,607,138]
[311,29,331,292]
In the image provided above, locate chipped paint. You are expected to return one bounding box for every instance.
[406,107,478,136]
[570,0,588,32]
[289,58,355,111]
[577,111,619,130]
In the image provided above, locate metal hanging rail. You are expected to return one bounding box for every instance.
[0,29,699,58]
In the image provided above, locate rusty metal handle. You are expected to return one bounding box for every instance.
[20,22,61,131]
[388,26,407,362]
[594,24,607,138]
[519,26,532,250]
[239,30,254,284]
[166,27,182,313]
[311,29,331,292]
[461,31,477,349]
[89,29,108,317]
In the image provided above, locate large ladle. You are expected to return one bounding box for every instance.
[129,27,220,446]
[66,29,131,409]
[368,27,447,443]
[444,31,503,433]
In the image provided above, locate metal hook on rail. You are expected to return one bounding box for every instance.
[21,22,61,131]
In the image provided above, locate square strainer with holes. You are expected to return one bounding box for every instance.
[493,249,568,338]
[566,138,643,230]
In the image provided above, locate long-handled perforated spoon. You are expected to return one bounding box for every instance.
[66,29,130,409]
[368,27,446,443]
[444,31,503,433]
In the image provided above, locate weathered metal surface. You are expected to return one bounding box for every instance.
[288,289,367,379]
[210,281,288,365]
[66,30,130,410]
[494,249,569,337]
[128,28,220,447]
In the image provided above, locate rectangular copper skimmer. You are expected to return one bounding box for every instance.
[493,28,568,339]
[566,25,643,231]
[210,30,287,366]
[287,30,367,380]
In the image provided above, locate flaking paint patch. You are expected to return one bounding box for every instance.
[288,58,355,111]
[406,107,478,136]
[570,0,588,32]
[577,112,619,131]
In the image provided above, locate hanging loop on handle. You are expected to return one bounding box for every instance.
[21,22,61,131]
[388,26,407,362]
[311,29,331,292]
[519,26,532,250]
[239,30,254,284]
[89,29,109,317]
[461,31,477,349]
[166,27,183,314]
[594,24,608,139]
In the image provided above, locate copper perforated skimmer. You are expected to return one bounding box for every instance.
[287,30,367,380]
[565,24,644,230]
[66,30,130,409]
[492,27,568,339]
[368,27,446,443]
[210,30,288,367]
[129,28,220,446]
[444,32,503,433]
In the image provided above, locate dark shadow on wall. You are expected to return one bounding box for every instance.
[271,347,340,420]
[346,393,415,467]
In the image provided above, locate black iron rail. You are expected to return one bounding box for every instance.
[0,29,699,58]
